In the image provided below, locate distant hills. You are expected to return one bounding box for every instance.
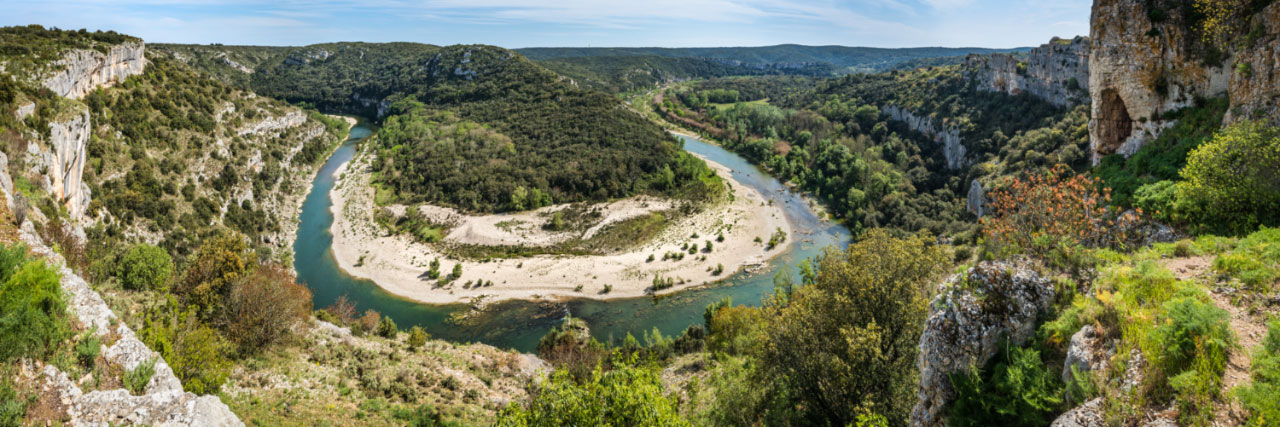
[516,44,1033,73]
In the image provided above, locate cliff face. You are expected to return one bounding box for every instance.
[1087,0,1280,164]
[41,41,146,99]
[1226,3,1280,123]
[882,105,967,170]
[42,106,93,219]
[966,37,1091,108]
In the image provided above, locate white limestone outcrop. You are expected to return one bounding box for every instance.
[41,41,146,100]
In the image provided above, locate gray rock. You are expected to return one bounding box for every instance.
[910,262,1057,427]
[1050,397,1104,427]
[966,179,985,218]
[40,41,146,99]
[882,105,966,170]
[1063,325,1105,385]
[966,36,1091,108]
[44,105,93,219]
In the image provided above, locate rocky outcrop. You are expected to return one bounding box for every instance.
[1051,397,1105,427]
[36,106,94,219]
[1086,0,1280,164]
[910,262,1057,427]
[41,41,146,100]
[966,36,1091,107]
[1226,4,1280,123]
[18,221,243,426]
[882,105,966,169]
[966,179,985,218]
[237,110,306,136]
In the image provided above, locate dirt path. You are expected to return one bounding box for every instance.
[1164,256,1267,425]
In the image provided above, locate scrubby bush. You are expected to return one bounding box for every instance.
[396,403,460,427]
[124,357,156,395]
[0,245,68,362]
[1235,318,1280,425]
[1174,120,1280,234]
[0,376,27,427]
[1147,296,1233,421]
[377,316,398,339]
[117,243,173,290]
[407,326,429,349]
[495,362,688,426]
[220,264,312,353]
[948,345,1064,426]
[176,233,250,318]
[140,304,231,394]
[1211,227,1280,290]
[75,332,101,368]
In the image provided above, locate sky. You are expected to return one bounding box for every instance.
[1,0,1092,49]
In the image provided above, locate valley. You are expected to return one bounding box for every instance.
[2,0,1280,425]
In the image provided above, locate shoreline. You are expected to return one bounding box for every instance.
[326,143,793,304]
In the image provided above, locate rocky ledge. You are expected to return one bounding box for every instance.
[41,41,146,100]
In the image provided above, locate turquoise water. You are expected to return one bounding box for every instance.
[293,126,850,353]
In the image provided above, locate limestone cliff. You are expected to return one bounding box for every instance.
[966,36,1091,108]
[1087,0,1280,164]
[41,41,146,99]
[41,105,93,219]
[882,105,967,170]
[17,222,242,426]
[910,262,1056,427]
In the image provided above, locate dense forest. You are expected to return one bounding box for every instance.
[657,67,1088,239]
[516,44,1032,73]
[165,42,721,213]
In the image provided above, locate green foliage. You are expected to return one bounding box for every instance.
[1093,97,1227,207]
[75,332,101,368]
[0,25,138,76]
[1146,296,1233,419]
[759,230,949,425]
[1211,227,1280,290]
[117,243,173,290]
[495,361,690,427]
[140,303,231,394]
[1235,318,1280,426]
[377,316,398,339]
[1174,119,1280,234]
[0,375,28,427]
[517,45,1028,73]
[221,264,313,353]
[535,55,832,94]
[407,326,429,349]
[0,245,68,362]
[176,232,250,319]
[948,345,1065,427]
[124,357,156,395]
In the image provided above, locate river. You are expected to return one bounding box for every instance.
[293,123,851,353]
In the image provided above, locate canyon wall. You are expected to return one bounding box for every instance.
[41,41,146,99]
[882,105,967,170]
[1087,0,1280,164]
[966,36,1091,108]
[42,106,93,219]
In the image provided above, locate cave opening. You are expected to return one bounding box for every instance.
[1097,88,1133,156]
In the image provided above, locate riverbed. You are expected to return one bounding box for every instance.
[293,124,851,352]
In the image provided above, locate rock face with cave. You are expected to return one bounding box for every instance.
[1087,0,1280,165]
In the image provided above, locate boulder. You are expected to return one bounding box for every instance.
[910,262,1057,427]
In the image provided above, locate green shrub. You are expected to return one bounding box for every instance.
[117,243,173,290]
[1146,297,1233,402]
[124,357,156,395]
[75,332,101,368]
[948,345,1065,427]
[495,362,689,426]
[1133,180,1177,222]
[1174,120,1280,234]
[407,326,428,349]
[377,316,398,339]
[0,246,68,362]
[1235,318,1280,425]
[140,304,231,394]
[395,403,459,427]
[1212,227,1280,290]
[0,375,29,427]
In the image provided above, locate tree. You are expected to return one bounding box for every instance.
[760,230,948,425]
[1174,120,1280,234]
[220,264,312,353]
[140,303,231,394]
[496,360,690,427]
[176,232,250,318]
[407,326,429,349]
[118,243,173,290]
[377,315,398,339]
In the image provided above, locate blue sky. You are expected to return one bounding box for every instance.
[2,0,1091,48]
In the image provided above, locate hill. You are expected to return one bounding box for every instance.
[535,55,836,93]
[516,44,1033,73]
[160,42,720,213]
